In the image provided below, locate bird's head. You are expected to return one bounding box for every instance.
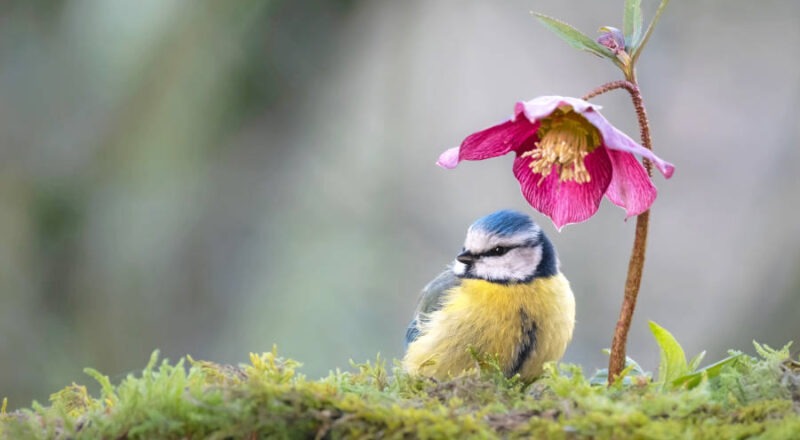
[452,210,558,283]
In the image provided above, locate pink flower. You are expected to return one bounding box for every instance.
[438,96,674,230]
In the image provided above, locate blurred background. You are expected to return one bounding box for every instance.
[1,0,799,407]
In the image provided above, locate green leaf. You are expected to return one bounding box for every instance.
[631,0,672,63]
[590,350,652,386]
[688,350,707,372]
[532,13,618,63]
[649,321,689,388]
[623,0,643,51]
[672,353,744,389]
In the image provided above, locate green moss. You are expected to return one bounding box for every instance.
[1,346,799,439]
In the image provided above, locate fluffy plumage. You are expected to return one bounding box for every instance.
[403,210,575,380]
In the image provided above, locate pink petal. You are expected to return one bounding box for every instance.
[436,147,460,169]
[604,149,657,219]
[457,118,537,162]
[580,110,675,178]
[516,96,601,123]
[512,148,613,230]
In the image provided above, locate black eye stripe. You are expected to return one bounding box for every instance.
[481,245,514,257]
[463,239,540,260]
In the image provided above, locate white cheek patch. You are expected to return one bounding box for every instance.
[457,225,544,281]
[472,246,542,282]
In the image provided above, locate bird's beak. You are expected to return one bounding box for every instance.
[456,250,476,264]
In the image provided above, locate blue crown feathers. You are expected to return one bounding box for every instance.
[470,210,538,237]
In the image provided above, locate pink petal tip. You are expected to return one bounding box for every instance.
[436,147,460,169]
[658,160,675,179]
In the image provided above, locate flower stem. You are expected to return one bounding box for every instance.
[583,79,654,383]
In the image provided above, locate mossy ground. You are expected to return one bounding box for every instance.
[1,346,799,439]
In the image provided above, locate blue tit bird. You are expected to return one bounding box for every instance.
[403,209,575,381]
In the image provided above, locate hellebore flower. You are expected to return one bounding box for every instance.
[438,96,674,229]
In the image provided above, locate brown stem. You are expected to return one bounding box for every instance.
[608,211,649,381]
[582,79,655,383]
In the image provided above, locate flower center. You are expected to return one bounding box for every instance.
[520,108,601,184]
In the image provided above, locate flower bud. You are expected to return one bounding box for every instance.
[597,26,626,54]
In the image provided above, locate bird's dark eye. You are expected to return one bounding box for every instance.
[486,246,509,257]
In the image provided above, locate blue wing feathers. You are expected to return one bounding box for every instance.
[404,269,461,347]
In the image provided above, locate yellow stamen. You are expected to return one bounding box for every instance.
[520,107,601,184]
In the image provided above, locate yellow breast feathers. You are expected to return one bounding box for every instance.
[402,274,575,380]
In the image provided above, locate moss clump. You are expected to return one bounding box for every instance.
[1,346,799,439]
